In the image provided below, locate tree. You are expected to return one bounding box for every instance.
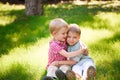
[25,0,43,16]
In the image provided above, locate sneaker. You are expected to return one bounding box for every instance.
[55,69,66,80]
[86,66,96,80]
[43,76,54,80]
[66,70,76,80]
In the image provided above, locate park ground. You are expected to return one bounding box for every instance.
[0,1,120,80]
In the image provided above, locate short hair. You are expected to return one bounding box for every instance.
[49,18,68,34]
[68,24,81,35]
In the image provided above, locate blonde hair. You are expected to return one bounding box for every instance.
[68,24,81,35]
[49,18,68,34]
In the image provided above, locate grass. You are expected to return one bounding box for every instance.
[0,1,120,80]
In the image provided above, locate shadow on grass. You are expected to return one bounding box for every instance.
[96,59,120,80]
[45,1,120,26]
[89,30,120,80]
[0,9,50,56]
[89,29,120,57]
[40,70,47,80]
[0,63,34,80]
[107,31,120,42]
[0,62,47,80]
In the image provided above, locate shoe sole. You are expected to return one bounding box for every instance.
[87,66,96,80]
[55,69,66,80]
[43,76,54,80]
[66,70,76,80]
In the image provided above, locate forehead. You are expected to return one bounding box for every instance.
[68,31,80,36]
[58,27,68,32]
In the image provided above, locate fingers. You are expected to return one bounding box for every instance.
[81,47,89,55]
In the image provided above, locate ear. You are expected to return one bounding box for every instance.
[52,31,57,36]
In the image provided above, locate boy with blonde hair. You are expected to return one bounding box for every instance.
[67,24,96,80]
[43,18,88,80]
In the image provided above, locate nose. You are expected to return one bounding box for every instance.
[70,37,73,41]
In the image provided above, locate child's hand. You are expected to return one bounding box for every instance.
[51,61,59,66]
[81,46,89,55]
[84,48,89,55]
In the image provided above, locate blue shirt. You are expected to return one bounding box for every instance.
[67,41,93,66]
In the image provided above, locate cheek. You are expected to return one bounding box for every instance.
[66,38,69,41]
[67,38,71,42]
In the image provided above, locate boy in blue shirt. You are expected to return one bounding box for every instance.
[67,24,96,80]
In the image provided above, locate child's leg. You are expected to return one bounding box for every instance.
[59,65,71,73]
[72,64,83,77]
[82,60,96,80]
[59,65,76,80]
[55,65,71,80]
[72,64,83,80]
[47,65,58,78]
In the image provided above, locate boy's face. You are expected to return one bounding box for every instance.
[53,27,68,42]
[67,31,80,46]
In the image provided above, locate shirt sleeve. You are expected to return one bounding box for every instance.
[50,42,63,54]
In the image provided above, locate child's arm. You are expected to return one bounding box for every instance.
[59,47,88,58]
[51,60,77,66]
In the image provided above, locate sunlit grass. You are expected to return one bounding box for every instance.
[0,16,16,26]
[0,3,24,11]
[92,42,120,80]
[82,12,120,30]
[0,1,120,80]
[81,28,113,44]
[0,3,24,26]
[0,38,49,80]
[95,12,120,29]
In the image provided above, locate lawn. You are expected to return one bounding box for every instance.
[0,1,120,80]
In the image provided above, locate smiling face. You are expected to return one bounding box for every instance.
[53,27,68,42]
[67,31,80,46]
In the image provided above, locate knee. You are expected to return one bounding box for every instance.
[48,65,58,71]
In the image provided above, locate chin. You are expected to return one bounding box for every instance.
[69,43,74,46]
[61,40,65,42]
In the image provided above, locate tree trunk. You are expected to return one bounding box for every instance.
[25,0,43,16]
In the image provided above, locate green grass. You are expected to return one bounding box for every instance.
[0,1,120,80]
